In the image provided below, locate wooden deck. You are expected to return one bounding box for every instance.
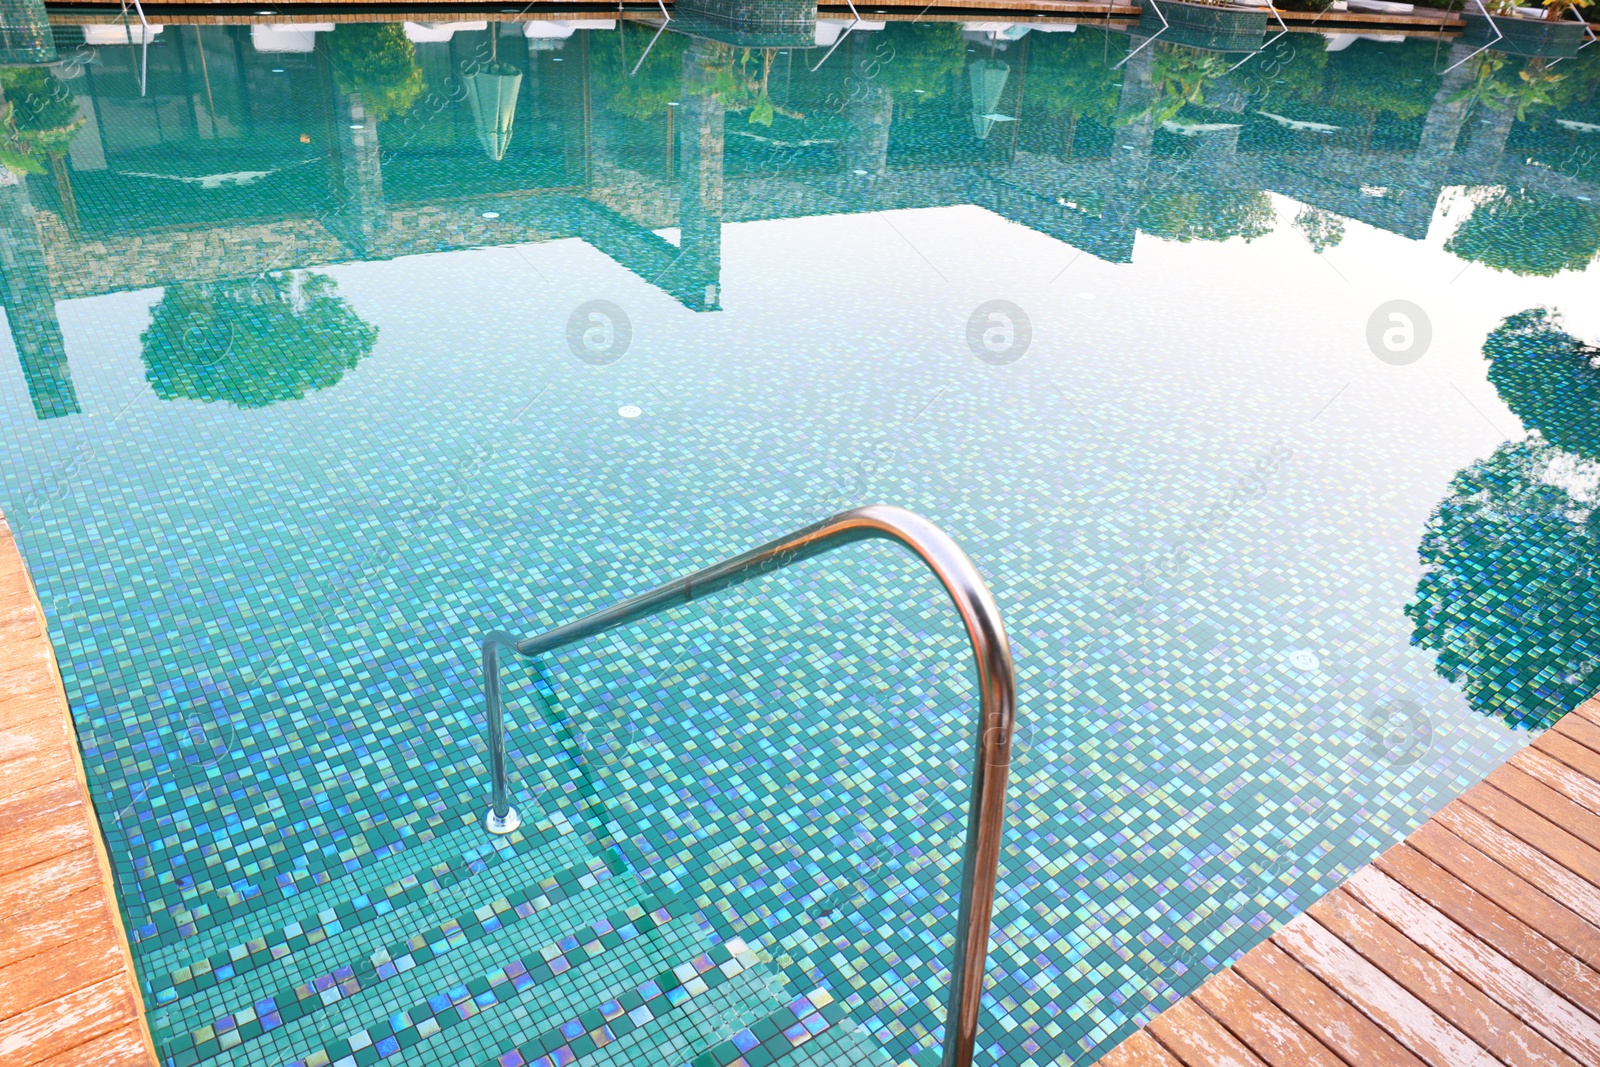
[0,510,157,1067]
[1096,695,1600,1067]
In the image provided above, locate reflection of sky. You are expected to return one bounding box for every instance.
[3,184,1600,1065]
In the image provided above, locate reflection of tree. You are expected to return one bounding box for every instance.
[1407,437,1600,731]
[1128,43,1230,126]
[1323,39,1437,124]
[0,67,82,173]
[1294,206,1345,253]
[141,273,377,408]
[1026,27,1122,155]
[1485,309,1600,460]
[593,22,690,120]
[1138,184,1275,243]
[325,24,426,121]
[872,22,966,108]
[1410,312,1600,731]
[1450,53,1564,131]
[1251,38,1437,147]
[1242,37,1327,112]
[1446,188,1600,277]
[691,44,801,127]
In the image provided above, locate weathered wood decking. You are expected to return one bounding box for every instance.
[1097,695,1600,1067]
[0,510,157,1067]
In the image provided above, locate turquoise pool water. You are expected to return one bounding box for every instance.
[3,15,1600,1067]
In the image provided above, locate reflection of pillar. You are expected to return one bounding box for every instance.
[0,172,79,420]
[1418,43,1478,163]
[676,42,723,312]
[1100,36,1156,250]
[1460,73,1516,177]
[1192,73,1244,161]
[328,90,385,256]
[844,36,892,179]
[0,0,56,65]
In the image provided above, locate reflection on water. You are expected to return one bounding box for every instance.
[141,273,376,407]
[1410,312,1600,733]
[5,16,1586,416]
[3,14,1600,1067]
[0,20,1593,333]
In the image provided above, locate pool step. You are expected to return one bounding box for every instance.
[128,798,559,959]
[149,830,617,1038]
[144,830,902,1067]
[138,813,593,1007]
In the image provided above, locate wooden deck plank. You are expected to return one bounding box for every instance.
[1406,821,1600,978]
[1488,765,1600,865]
[1190,971,1345,1067]
[0,889,117,972]
[1514,743,1600,818]
[1570,698,1600,733]
[31,1023,152,1067]
[1099,1030,1185,1067]
[1343,866,1600,1063]
[1459,780,1600,891]
[0,703,68,764]
[1528,729,1600,796]
[0,975,141,1067]
[0,926,129,1024]
[0,727,84,801]
[1554,707,1600,757]
[1310,887,1578,1067]
[1374,843,1600,1022]
[1434,801,1600,931]
[0,780,97,880]
[1234,940,1428,1067]
[0,512,155,1067]
[1271,913,1494,1067]
[0,850,110,920]
[1147,998,1269,1067]
[0,652,60,717]
[1093,699,1600,1067]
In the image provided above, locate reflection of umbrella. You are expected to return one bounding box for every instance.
[968,59,1010,140]
[466,63,523,161]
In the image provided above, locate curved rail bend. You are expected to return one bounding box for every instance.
[479,505,1017,1067]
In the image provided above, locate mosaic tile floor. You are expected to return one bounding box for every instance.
[4,15,1600,1067]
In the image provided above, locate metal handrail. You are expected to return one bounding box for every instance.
[478,505,1016,1067]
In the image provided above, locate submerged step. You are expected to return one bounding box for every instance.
[245,892,702,1067]
[154,859,661,1065]
[146,820,596,1011]
[153,842,616,1035]
[130,807,567,956]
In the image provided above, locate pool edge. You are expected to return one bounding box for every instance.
[0,506,160,1067]
[1094,694,1600,1067]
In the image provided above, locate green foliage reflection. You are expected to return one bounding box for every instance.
[1447,189,1600,278]
[326,23,426,122]
[593,23,690,120]
[1409,312,1600,731]
[141,273,378,408]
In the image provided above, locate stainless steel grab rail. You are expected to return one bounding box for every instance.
[477,505,1016,1067]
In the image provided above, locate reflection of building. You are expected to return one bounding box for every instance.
[7,18,1600,385]
[0,170,79,418]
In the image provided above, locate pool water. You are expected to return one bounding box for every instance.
[4,15,1600,1067]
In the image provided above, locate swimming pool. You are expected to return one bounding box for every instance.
[3,15,1600,1067]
